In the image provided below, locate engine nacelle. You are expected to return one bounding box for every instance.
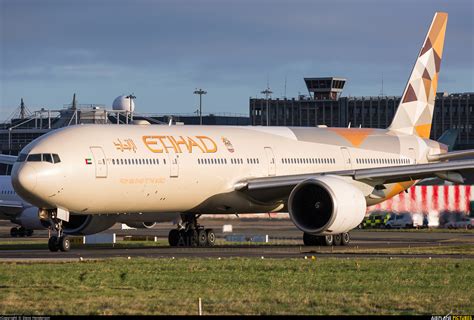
[12,207,46,230]
[124,222,156,229]
[288,175,366,235]
[63,215,117,235]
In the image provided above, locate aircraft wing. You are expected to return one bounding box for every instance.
[235,158,474,202]
[0,200,24,217]
[0,154,17,166]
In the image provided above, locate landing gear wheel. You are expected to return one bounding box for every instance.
[303,232,320,246]
[18,227,27,237]
[59,236,70,252]
[322,235,334,246]
[186,229,198,247]
[10,227,18,237]
[198,229,207,247]
[26,229,34,237]
[168,229,180,246]
[341,232,350,246]
[48,236,59,252]
[333,234,342,246]
[178,229,187,246]
[206,229,216,247]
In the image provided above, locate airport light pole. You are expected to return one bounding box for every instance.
[261,87,273,126]
[193,89,207,125]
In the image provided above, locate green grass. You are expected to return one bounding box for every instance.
[0,258,472,315]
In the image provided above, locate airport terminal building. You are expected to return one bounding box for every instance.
[250,77,474,150]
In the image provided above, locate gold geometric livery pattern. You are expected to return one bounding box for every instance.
[389,12,448,139]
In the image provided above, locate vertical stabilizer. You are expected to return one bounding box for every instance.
[388,12,448,138]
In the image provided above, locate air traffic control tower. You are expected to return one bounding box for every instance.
[304,77,346,100]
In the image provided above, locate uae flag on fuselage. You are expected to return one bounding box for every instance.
[85,158,92,165]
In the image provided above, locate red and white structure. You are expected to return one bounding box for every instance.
[368,184,473,226]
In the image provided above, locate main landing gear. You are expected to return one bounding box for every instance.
[10,227,34,237]
[41,210,70,252]
[168,214,216,247]
[303,232,350,246]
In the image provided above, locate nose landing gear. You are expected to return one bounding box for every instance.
[41,209,71,252]
[168,214,216,247]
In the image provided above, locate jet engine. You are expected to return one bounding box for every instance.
[63,215,117,235]
[288,175,366,235]
[123,222,156,229]
[11,207,45,230]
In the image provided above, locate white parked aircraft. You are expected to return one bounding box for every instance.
[7,12,474,252]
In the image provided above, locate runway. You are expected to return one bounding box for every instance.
[1,219,473,261]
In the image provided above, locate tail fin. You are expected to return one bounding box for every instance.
[388,12,448,138]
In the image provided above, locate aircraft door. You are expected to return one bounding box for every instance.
[264,147,276,176]
[340,147,352,170]
[90,146,108,178]
[408,148,417,164]
[168,153,179,178]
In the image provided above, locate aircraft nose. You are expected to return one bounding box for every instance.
[12,164,37,195]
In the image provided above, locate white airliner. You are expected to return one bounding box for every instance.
[6,12,474,252]
[0,174,179,241]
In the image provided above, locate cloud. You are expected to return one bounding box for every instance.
[1,0,472,119]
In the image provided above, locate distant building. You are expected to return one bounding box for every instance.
[250,77,473,150]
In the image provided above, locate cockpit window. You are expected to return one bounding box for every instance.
[17,153,28,162]
[21,153,61,164]
[27,154,42,162]
[43,153,53,163]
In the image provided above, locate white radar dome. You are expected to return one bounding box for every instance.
[113,95,135,112]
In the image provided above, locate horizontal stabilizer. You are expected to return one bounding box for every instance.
[427,149,474,162]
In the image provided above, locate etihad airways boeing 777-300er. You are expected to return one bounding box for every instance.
[5,12,474,252]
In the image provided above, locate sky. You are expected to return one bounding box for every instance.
[0,0,473,120]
